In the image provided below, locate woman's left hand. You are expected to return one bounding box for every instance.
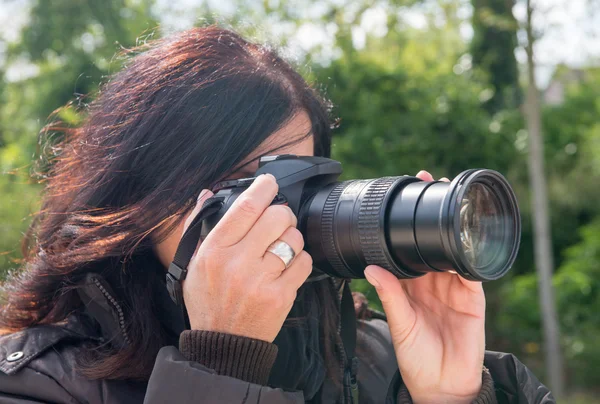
[364,170,486,404]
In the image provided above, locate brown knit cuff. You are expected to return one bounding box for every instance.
[473,367,497,404]
[397,382,412,404]
[396,367,497,404]
[179,330,279,385]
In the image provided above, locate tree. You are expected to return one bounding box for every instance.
[522,0,564,397]
[470,0,521,113]
[496,66,600,396]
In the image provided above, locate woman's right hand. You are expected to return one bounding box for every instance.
[181,173,312,343]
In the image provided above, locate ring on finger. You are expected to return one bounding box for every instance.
[266,240,296,269]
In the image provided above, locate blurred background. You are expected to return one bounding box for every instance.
[0,0,599,401]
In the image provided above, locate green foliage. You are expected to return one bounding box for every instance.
[0,0,158,278]
[557,221,600,388]
[566,394,600,404]
[498,217,600,391]
[470,0,521,112]
[0,175,40,272]
[316,30,519,180]
[486,72,600,389]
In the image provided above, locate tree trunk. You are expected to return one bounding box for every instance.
[524,0,564,397]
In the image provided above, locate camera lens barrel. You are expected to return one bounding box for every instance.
[302,170,520,281]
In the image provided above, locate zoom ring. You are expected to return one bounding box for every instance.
[320,181,355,278]
[357,177,401,274]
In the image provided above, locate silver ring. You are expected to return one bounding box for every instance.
[266,240,295,268]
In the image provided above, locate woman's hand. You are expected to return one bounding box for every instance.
[181,174,312,342]
[364,170,486,404]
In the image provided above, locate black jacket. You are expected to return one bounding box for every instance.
[0,277,555,403]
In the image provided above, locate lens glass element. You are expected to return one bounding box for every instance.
[459,182,505,269]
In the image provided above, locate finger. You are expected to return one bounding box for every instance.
[244,205,298,253]
[440,177,450,182]
[364,265,416,346]
[206,174,278,247]
[416,170,434,181]
[427,272,485,317]
[261,226,304,273]
[434,268,483,295]
[456,274,484,294]
[275,250,313,290]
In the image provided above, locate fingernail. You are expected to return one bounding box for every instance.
[364,267,381,288]
[264,173,276,181]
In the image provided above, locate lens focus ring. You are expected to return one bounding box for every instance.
[358,178,395,266]
[321,181,355,278]
[358,177,416,278]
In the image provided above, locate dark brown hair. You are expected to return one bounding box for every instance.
[0,26,340,381]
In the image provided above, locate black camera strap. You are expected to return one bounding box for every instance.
[166,197,224,328]
[340,280,359,403]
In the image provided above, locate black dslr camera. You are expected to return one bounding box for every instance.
[203,155,521,282]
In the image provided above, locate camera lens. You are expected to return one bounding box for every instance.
[460,182,503,269]
[302,169,520,281]
[450,172,520,281]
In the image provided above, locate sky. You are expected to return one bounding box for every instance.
[513,0,600,85]
[0,0,599,87]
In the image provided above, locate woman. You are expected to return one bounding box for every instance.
[0,26,553,403]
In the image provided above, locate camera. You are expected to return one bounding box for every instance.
[203,155,521,282]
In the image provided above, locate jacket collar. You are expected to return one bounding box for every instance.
[0,273,121,376]
[78,271,185,347]
[77,273,131,348]
[0,269,182,377]
[0,315,100,375]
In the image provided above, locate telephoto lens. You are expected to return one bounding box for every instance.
[302,169,521,282]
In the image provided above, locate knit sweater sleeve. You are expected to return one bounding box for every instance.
[179,330,278,385]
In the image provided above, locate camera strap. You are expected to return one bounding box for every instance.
[166,197,224,329]
[340,280,359,404]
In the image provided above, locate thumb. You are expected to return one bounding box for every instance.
[364,265,416,346]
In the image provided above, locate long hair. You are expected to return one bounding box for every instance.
[0,26,340,381]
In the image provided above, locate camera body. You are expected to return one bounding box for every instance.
[202,155,349,278]
[206,155,342,216]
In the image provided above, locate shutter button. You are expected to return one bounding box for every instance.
[7,351,24,362]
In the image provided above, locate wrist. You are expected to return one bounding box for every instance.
[411,385,481,404]
[412,392,478,404]
[412,367,483,403]
[407,379,481,404]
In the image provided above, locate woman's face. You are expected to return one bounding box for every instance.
[154,111,315,268]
